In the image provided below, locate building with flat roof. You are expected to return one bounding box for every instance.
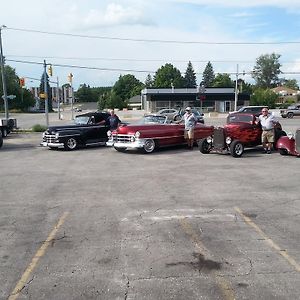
[141,87,250,113]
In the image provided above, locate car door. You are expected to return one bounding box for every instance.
[295,105,300,116]
[85,114,109,144]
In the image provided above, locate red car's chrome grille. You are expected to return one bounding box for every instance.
[213,128,225,148]
[296,129,300,153]
[113,134,133,143]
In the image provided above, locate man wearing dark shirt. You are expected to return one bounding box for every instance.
[108,109,121,130]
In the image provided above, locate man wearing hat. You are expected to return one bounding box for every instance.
[183,107,197,149]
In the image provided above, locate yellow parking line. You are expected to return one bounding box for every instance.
[179,218,236,300]
[234,207,300,272]
[8,212,69,300]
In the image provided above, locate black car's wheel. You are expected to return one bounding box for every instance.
[1,128,8,137]
[279,148,288,156]
[287,112,294,118]
[64,137,78,150]
[114,147,127,152]
[0,137,3,148]
[198,139,211,154]
[230,140,244,157]
[143,139,156,153]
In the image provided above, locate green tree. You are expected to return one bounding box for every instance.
[113,74,144,101]
[212,73,233,87]
[75,84,97,102]
[0,65,34,112]
[252,53,281,88]
[145,74,153,88]
[202,61,215,87]
[184,61,197,88]
[153,63,184,88]
[39,72,53,112]
[250,88,278,108]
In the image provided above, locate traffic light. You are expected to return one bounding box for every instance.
[19,77,25,87]
[68,73,73,83]
[48,65,53,76]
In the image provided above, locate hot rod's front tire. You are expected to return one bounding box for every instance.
[230,140,244,157]
[198,139,210,154]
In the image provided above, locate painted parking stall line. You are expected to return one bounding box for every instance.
[234,207,300,272]
[8,212,69,300]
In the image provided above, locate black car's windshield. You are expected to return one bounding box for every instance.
[74,116,90,125]
[138,115,167,124]
[227,114,253,124]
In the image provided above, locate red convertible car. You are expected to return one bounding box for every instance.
[106,114,213,153]
[276,129,300,157]
[198,113,286,157]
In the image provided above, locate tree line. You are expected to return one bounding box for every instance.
[0,53,299,112]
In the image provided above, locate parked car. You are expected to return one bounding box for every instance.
[41,112,110,150]
[230,106,267,117]
[280,104,300,118]
[0,118,17,137]
[158,108,205,124]
[276,129,300,157]
[198,113,286,157]
[157,108,179,120]
[106,114,213,153]
[173,108,205,124]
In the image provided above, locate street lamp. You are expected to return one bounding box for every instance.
[234,64,245,111]
[0,25,9,119]
[198,82,206,112]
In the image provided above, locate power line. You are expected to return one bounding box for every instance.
[5,26,300,45]
[7,58,300,76]
[6,59,155,73]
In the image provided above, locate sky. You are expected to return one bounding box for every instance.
[1,0,300,89]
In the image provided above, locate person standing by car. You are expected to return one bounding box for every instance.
[108,109,121,130]
[258,107,276,154]
[183,107,197,150]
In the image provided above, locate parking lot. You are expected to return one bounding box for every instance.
[0,115,299,299]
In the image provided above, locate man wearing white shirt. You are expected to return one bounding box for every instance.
[258,107,276,154]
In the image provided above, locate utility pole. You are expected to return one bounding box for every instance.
[43,60,49,127]
[234,64,239,112]
[68,73,74,120]
[0,25,9,120]
[57,76,61,120]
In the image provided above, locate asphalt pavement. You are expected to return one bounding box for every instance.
[0,125,299,299]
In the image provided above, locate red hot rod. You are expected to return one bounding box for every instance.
[198,113,286,157]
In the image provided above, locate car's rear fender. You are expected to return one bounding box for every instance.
[276,136,295,154]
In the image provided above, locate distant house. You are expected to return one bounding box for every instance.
[127,95,142,110]
[271,86,300,104]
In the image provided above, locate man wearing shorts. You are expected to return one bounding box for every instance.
[183,107,197,150]
[258,107,276,154]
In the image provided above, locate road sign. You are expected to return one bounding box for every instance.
[2,95,16,100]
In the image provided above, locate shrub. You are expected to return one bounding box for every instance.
[31,124,47,132]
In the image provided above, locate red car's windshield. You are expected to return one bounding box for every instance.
[227,114,253,124]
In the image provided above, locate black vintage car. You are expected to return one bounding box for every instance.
[41,112,110,150]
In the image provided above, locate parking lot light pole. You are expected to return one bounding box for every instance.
[0,25,9,120]
[43,60,49,127]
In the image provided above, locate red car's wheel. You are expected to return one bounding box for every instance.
[279,149,288,156]
[198,139,210,154]
[230,140,244,157]
[143,139,156,153]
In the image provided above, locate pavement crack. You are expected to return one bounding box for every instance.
[124,276,130,300]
